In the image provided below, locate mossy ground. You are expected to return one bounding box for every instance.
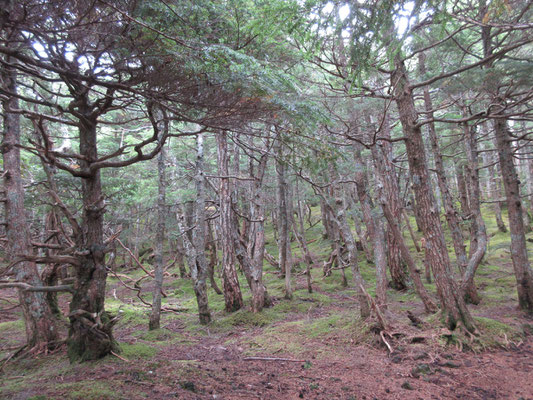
[1,207,532,399]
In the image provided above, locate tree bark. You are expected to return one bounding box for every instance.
[493,116,533,312]
[68,112,117,362]
[391,56,476,332]
[294,179,314,293]
[191,133,211,323]
[461,121,486,304]
[243,139,272,310]
[149,117,167,330]
[419,52,468,279]
[275,138,292,299]
[2,60,58,350]
[455,162,471,218]
[380,201,438,313]
[353,146,387,307]
[333,197,370,318]
[216,131,243,312]
[365,112,408,290]
[206,219,222,294]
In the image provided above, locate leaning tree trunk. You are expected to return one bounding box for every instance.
[2,61,58,350]
[216,131,243,312]
[149,119,167,330]
[68,114,117,362]
[493,116,533,312]
[419,52,468,279]
[391,56,476,332]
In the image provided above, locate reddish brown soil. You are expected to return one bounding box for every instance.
[1,282,533,400]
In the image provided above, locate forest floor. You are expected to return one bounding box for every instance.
[1,220,533,399]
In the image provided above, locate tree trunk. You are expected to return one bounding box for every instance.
[381,200,437,313]
[149,119,167,330]
[206,219,222,294]
[419,52,468,278]
[191,133,211,323]
[461,121,486,304]
[174,237,188,278]
[245,141,272,309]
[68,113,117,362]
[353,146,387,307]
[455,162,471,218]
[333,198,370,318]
[391,57,476,332]
[294,179,314,293]
[275,138,292,299]
[216,131,243,312]
[41,210,63,317]
[493,116,533,312]
[350,202,373,263]
[484,132,507,233]
[365,112,408,290]
[2,61,58,350]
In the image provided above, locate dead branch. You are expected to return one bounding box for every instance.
[359,284,390,332]
[243,357,307,362]
[116,238,154,277]
[111,350,130,362]
[0,281,74,293]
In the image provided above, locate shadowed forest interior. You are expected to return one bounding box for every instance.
[1,0,533,399]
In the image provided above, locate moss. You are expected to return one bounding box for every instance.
[134,328,172,342]
[300,314,344,338]
[120,342,158,359]
[0,318,25,333]
[105,301,148,327]
[0,319,26,358]
[215,309,275,330]
[57,381,125,400]
[474,317,522,347]
[430,315,523,351]
[0,379,26,397]
[242,322,305,355]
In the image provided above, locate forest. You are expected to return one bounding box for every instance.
[0,0,532,399]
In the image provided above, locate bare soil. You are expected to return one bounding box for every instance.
[1,279,533,400]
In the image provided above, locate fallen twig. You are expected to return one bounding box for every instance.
[111,350,130,362]
[243,357,306,363]
[380,331,393,353]
[0,345,27,372]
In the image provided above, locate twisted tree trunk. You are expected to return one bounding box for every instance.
[68,113,118,362]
